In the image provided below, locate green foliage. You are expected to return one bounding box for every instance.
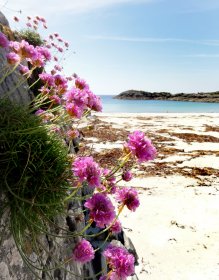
[17,29,44,46]
[0,98,70,234]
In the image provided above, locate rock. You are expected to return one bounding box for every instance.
[0,11,33,106]
[114,90,219,103]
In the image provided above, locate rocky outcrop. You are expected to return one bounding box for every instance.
[0,11,33,105]
[115,90,219,103]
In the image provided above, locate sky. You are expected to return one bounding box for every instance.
[1,0,219,95]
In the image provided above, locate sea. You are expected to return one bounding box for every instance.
[99,95,219,113]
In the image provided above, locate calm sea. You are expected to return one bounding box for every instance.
[99,95,219,113]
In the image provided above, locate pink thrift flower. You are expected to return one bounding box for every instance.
[92,95,102,112]
[35,109,45,116]
[27,16,31,20]
[110,220,122,234]
[116,187,140,212]
[67,129,79,140]
[66,103,83,118]
[49,95,61,104]
[125,131,156,162]
[57,47,63,52]
[73,156,101,188]
[75,78,89,90]
[36,46,51,61]
[84,193,116,228]
[103,244,135,279]
[0,32,9,48]
[40,17,46,23]
[19,65,29,75]
[54,33,59,37]
[54,64,62,71]
[13,16,19,22]
[26,22,32,28]
[122,170,133,182]
[64,41,69,48]
[72,239,94,264]
[43,24,48,29]
[102,168,117,194]
[6,52,20,64]
[39,73,55,86]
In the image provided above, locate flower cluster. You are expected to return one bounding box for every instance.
[72,239,94,264]
[8,40,51,67]
[64,78,102,118]
[125,130,156,162]
[0,14,157,280]
[102,244,135,279]
[84,193,116,228]
[73,156,102,188]
[0,32,9,48]
[116,187,140,212]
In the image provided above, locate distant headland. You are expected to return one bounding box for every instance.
[114,90,219,103]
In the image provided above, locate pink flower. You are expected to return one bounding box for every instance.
[66,103,83,118]
[40,17,46,23]
[0,32,9,48]
[116,187,140,212]
[72,239,94,264]
[57,47,63,52]
[26,22,32,28]
[13,16,19,22]
[66,129,79,140]
[35,109,45,116]
[64,41,69,48]
[36,46,51,61]
[125,131,156,162]
[122,170,133,182]
[65,88,88,108]
[103,244,135,279]
[49,95,61,104]
[102,168,117,194]
[19,65,29,75]
[110,220,122,234]
[73,156,101,188]
[39,73,55,86]
[6,52,20,64]
[54,64,62,71]
[87,92,102,112]
[75,78,89,90]
[84,193,116,228]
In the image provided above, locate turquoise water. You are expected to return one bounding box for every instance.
[99,95,219,113]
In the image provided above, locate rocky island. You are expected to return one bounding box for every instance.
[114,90,219,103]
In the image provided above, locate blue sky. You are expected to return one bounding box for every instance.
[2,0,219,94]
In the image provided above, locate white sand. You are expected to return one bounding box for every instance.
[93,113,219,280]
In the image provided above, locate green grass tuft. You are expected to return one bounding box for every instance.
[0,98,70,234]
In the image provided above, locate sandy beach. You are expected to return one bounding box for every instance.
[82,113,219,280]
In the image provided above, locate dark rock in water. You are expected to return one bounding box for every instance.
[114,90,219,103]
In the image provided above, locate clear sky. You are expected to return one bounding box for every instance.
[1,0,219,95]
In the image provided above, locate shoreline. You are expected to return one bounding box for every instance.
[96,112,219,117]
